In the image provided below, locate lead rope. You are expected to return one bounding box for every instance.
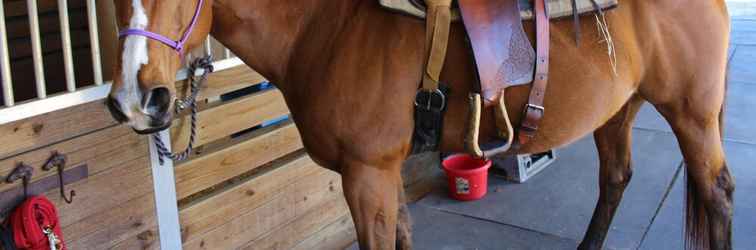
[152,56,214,165]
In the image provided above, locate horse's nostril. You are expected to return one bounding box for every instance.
[142,87,172,116]
[106,97,129,123]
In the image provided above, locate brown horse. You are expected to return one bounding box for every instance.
[106,0,733,249]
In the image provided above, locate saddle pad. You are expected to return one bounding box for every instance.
[379,0,618,20]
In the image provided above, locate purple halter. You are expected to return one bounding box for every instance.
[118,0,205,57]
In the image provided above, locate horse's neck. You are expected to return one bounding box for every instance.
[210,0,360,86]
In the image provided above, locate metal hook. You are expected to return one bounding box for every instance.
[6,163,33,198]
[42,151,75,204]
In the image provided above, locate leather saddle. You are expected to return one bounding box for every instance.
[401,0,616,157]
[379,0,618,21]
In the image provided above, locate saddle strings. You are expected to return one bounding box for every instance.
[153,56,214,165]
[594,13,617,76]
[587,0,618,76]
[574,0,618,76]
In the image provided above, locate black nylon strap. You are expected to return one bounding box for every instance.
[411,84,449,154]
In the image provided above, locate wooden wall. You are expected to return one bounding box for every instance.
[0,63,442,249]
[0,62,361,249]
[0,2,442,248]
[166,65,360,250]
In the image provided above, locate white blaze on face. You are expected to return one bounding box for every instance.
[117,0,150,128]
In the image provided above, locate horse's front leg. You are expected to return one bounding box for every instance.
[342,157,404,250]
[579,96,644,250]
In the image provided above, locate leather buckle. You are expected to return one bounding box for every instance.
[415,89,446,112]
[520,103,545,133]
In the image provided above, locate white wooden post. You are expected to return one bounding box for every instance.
[148,131,183,250]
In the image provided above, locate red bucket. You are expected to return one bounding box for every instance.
[441,154,492,201]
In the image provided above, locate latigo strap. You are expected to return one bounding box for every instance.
[410,0,453,154]
[518,0,550,146]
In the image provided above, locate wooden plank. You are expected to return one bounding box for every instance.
[62,192,157,250]
[242,188,351,250]
[0,125,145,193]
[291,215,357,250]
[184,186,297,250]
[179,155,319,244]
[177,65,267,101]
[0,100,117,159]
[51,156,153,228]
[110,231,160,250]
[405,170,445,202]
[171,89,289,150]
[182,159,341,250]
[0,66,263,159]
[1,67,263,160]
[175,122,303,199]
[401,152,445,202]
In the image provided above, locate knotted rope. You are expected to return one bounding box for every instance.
[153,56,214,165]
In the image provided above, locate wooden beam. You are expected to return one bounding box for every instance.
[110,231,160,250]
[0,100,116,159]
[148,130,183,250]
[0,125,145,193]
[51,156,152,228]
[177,65,267,102]
[291,215,357,250]
[171,89,289,150]
[181,156,343,249]
[175,122,303,199]
[401,152,445,202]
[242,189,351,250]
[179,155,319,244]
[62,193,156,249]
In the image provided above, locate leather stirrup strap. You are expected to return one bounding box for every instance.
[422,0,452,91]
[518,0,550,145]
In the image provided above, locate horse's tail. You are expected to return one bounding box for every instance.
[685,171,709,250]
[684,65,729,250]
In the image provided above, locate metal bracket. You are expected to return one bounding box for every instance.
[0,163,88,217]
[42,151,75,203]
[5,162,33,198]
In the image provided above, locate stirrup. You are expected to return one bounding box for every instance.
[465,90,515,158]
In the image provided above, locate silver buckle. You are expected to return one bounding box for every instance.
[525,103,545,113]
[415,89,446,112]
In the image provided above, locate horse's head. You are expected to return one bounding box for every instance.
[107,0,213,134]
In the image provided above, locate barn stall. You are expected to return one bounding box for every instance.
[0,1,439,249]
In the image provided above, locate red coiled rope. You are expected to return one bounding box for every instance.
[9,196,65,250]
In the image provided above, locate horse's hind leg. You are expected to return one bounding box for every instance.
[578,96,644,250]
[657,97,734,250]
[342,158,403,250]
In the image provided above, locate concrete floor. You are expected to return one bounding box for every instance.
[400,2,756,250]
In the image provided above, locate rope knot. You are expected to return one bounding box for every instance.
[153,56,213,165]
